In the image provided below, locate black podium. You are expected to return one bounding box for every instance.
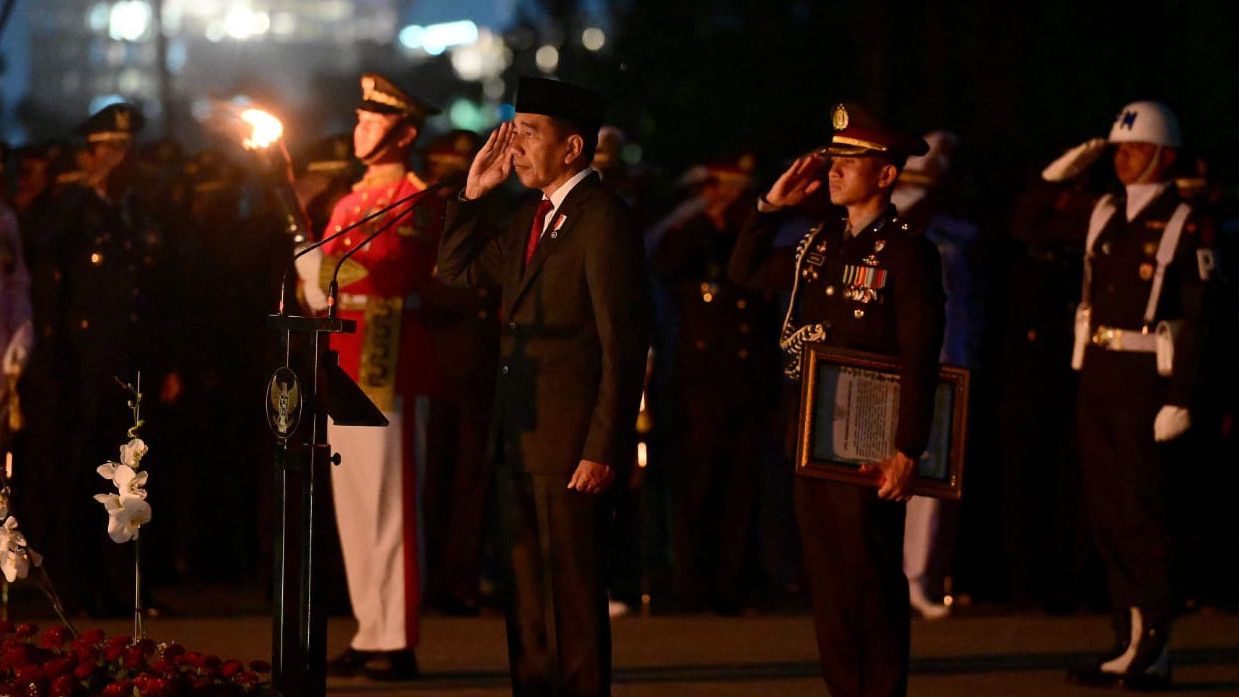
[265,313,386,697]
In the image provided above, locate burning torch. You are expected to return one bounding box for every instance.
[236,106,312,245]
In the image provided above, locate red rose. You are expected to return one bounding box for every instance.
[104,636,130,651]
[220,660,243,678]
[202,656,221,670]
[38,627,68,650]
[15,664,42,683]
[1,644,32,670]
[161,644,184,661]
[15,623,38,637]
[49,675,75,697]
[80,629,106,646]
[180,652,204,668]
[123,647,146,670]
[73,662,95,680]
[191,677,211,690]
[103,646,124,663]
[73,646,98,664]
[134,640,156,656]
[0,619,15,634]
[41,658,74,678]
[247,660,270,673]
[236,671,260,685]
[101,680,132,697]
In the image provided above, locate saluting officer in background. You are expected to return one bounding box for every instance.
[651,155,779,614]
[1035,101,1215,690]
[729,104,944,697]
[300,73,442,681]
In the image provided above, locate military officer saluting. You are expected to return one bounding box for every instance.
[729,104,944,697]
[1037,101,1214,690]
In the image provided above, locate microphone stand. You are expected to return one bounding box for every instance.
[263,175,443,697]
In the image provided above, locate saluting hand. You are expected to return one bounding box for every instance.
[464,121,515,200]
[860,450,916,503]
[763,153,828,209]
[568,459,616,495]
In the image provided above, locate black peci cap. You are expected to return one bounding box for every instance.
[514,76,605,131]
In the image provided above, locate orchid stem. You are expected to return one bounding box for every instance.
[134,537,143,642]
[36,566,77,638]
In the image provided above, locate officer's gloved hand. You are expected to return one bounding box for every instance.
[1153,405,1191,442]
[1042,138,1108,182]
[294,247,330,313]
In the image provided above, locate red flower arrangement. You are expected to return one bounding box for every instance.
[0,622,270,697]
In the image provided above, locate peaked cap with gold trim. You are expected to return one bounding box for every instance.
[75,103,145,144]
[357,72,439,128]
[821,102,928,163]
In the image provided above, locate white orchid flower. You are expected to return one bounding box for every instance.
[0,516,38,582]
[119,438,148,468]
[95,493,151,543]
[113,464,148,498]
[0,547,31,582]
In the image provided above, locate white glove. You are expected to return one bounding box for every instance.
[1153,405,1190,442]
[2,320,33,377]
[293,247,330,313]
[1041,138,1107,182]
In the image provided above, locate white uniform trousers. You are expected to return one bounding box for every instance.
[330,405,420,651]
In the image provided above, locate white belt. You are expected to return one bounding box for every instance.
[1091,325,1156,352]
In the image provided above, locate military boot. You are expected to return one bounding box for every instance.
[1068,607,1171,690]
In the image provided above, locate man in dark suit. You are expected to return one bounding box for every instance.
[434,76,651,697]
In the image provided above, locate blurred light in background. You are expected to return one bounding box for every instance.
[581,27,605,51]
[399,20,479,55]
[223,5,271,40]
[449,29,511,81]
[109,0,153,42]
[534,44,558,73]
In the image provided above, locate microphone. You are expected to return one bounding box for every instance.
[325,186,442,318]
[276,182,448,314]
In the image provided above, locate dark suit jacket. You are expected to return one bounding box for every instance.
[434,172,652,476]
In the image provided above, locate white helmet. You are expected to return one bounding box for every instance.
[1108,100,1181,148]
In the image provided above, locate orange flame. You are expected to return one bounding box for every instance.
[241,108,284,149]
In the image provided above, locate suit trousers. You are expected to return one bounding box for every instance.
[795,476,909,697]
[1077,348,1174,626]
[498,467,611,697]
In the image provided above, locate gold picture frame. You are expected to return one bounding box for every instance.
[796,345,969,500]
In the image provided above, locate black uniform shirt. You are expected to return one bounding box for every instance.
[729,202,945,457]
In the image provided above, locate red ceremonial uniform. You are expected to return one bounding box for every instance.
[321,167,441,652]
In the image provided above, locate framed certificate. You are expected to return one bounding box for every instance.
[795,345,969,500]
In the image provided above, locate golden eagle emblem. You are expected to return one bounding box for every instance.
[266,368,302,438]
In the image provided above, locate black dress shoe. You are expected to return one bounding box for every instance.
[362,650,420,681]
[326,648,377,677]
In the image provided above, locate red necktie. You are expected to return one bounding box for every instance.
[524,198,554,266]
